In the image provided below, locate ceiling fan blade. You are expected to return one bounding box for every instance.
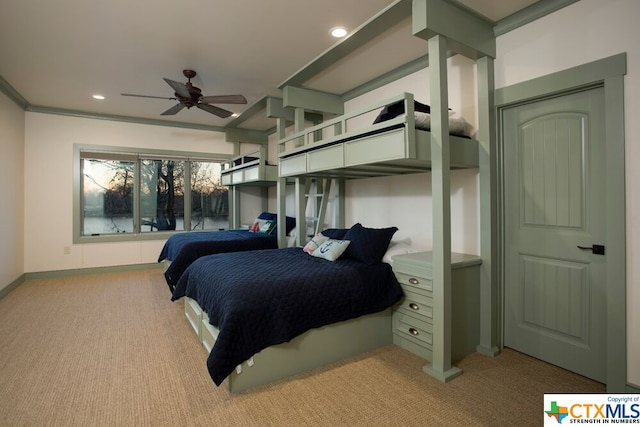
[199,95,247,104]
[163,78,191,98]
[197,103,233,118]
[161,103,186,116]
[121,93,177,100]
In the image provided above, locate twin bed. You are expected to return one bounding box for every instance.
[158,212,295,290]
[171,225,403,389]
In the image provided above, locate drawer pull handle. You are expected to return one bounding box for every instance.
[409,303,419,311]
[408,278,419,285]
[409,327,419,336]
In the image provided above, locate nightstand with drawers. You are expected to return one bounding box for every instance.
[391,251,481,376]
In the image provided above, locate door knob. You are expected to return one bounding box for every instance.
[577,244,605,255]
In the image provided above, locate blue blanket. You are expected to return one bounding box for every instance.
[158,230,277,291]
[171,247,403,386]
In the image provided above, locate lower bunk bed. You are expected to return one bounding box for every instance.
[171,224,403,392]
[158,212,296,290]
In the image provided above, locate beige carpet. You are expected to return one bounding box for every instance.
[0,269,604,426]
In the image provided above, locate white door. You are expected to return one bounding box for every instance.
[503,87,606,383]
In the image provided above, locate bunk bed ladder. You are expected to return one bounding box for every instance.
[304,178,332,236]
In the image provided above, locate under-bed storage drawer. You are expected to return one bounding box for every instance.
[200,313,219,353]
[184,297,203,339]
[344,127,406,166]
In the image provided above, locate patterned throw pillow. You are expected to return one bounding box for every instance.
[303,234,330,254]
[311,239,351,261]
[258,220,276,234]
[249,218,267,232]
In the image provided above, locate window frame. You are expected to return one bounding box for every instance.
[73,144,231,244]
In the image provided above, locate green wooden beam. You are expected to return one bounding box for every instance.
[224,128,268,144]
[27,105,226,132]
[412,0,496,59]
[266,97,294,121]
[278,0,411,89]
[225,96,268,128]
[283,86,343,115]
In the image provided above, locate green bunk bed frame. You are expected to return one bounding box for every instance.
[185,0,498,392]
[221,147,278,187]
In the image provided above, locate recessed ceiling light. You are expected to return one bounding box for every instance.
[329,27,347,38]
[92,94,105,100]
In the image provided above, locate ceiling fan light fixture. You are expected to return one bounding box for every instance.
[329,26,347,38]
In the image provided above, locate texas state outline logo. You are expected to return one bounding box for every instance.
[544,394,640,425]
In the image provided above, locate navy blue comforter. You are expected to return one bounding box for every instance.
[171,247,403,386]
[158,230,277,291]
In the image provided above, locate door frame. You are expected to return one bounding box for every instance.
[494,53,627,392]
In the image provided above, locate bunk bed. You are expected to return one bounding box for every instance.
[278,92,479,179]
[173,0,497,390]
[220,148,278,186]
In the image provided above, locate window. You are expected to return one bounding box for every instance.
[74,146,229,242]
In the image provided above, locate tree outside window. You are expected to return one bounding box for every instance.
[79,150,228,238]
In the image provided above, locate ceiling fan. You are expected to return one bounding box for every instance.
[121,69,247,118]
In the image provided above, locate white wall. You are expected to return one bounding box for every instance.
[341,55,480,254]
[495,0,639,386]
[23,113,240,273]
[0,91,25,291]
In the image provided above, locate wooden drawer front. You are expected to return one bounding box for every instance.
[200,314,219,353]
[394,272,433,293]
[221,174,232,185]
[280,154,306,177]
[393,311,432,349]
[397,288,433,320]
[184,297,203,339]
[344,128,406,166]
[307,145,343,172]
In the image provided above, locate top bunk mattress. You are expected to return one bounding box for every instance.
[277,93,479,179]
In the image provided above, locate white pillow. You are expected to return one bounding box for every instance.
[311,239,350,261]
[382,240,414,264]
[303,234,329,253]
[414,110,474,138]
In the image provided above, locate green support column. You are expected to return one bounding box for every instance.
[276,117,288,248]
[476,56,500,357]
[422,34,460,382]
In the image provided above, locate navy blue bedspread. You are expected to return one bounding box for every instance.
[171,247,403,386]
[158,230,277,291]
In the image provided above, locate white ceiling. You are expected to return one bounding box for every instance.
[0,0,538,131]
